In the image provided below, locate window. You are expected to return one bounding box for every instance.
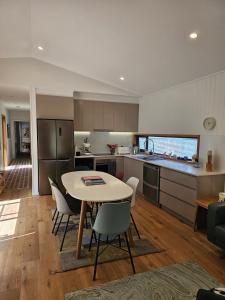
[138,137,146,151]
[137,135,199,161]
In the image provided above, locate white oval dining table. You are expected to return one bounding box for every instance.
[62,171,134,259]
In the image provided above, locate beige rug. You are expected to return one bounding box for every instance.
[65,261,220,300]
[54,214,163,272]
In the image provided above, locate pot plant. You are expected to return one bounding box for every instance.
[107,144,118,155]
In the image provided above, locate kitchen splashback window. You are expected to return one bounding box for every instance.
[137,135,199,160]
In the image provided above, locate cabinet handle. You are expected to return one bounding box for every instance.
[59,128,62,136]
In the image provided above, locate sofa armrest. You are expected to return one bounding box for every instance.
[197,289,225,300]
[207,202,225,241]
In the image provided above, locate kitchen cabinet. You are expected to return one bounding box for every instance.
[113,103,127,132]
[124,157,143,193]
[125,104,139,132]
[103,102,114,130]
[74,100,94,131]
[159,167,225,225]
[74,100,138,132]
[93,101,104,130]
[116,157,124,175]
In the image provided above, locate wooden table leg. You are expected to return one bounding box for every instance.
[76,200,87,259]
[128,226,135,248]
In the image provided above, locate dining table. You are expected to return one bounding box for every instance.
[61,170,134,259]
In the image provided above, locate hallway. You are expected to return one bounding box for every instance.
[0,158,32,201]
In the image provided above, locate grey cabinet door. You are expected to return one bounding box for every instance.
[114,103,127,131]
[38,160,56,195]
[114,103,139,132]
[125,104,139,132]
[37,119,56,159]
[124,157,143,193]
[56,120,74,159]
[103,102,114,130]
[74,100,94,131]
[74,100,139,132]
[93,101,104,130]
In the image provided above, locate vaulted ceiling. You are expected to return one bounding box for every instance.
[0,86,29,110]
[0,0,225,95]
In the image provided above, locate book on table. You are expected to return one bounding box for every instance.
[81,176,105,186]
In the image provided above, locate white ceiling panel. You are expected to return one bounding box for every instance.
[0,0,225,95]
[0,86,29,110]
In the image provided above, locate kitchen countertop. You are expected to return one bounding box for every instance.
[125,155,225,177]
[74,153,225,177]
[74,154,125,159]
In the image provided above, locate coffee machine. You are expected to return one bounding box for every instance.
[82,138,92,155]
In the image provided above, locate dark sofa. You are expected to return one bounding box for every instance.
[197,289,225,299]
[207,202,225,251]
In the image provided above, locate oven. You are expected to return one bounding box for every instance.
[95,159,116,176]
[143,163,160,206]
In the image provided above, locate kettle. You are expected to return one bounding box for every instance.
[133,146,139,155]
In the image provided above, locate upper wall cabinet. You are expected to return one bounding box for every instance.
[37,95,74,120]
[74,100,139,132]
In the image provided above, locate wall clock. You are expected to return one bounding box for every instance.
[203,117,216,130]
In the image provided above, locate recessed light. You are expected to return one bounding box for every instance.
[37,46,44,51]
[189,32,198,39]
[120,76,125,81]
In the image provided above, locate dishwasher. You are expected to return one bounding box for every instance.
[143,163,160,206]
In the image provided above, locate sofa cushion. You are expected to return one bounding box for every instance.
[215,225,225,244]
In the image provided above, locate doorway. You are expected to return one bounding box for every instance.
[14,121,31,158]
[1,114,7,167]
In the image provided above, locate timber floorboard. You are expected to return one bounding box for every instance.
[0,192,225,300]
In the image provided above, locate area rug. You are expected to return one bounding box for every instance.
[65,261,221,300]
[54,214,162,272]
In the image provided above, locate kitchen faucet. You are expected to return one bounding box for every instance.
[148,138,155,155]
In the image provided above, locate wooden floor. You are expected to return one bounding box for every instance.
[0,190,225,300]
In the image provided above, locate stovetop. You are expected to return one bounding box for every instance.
[93,153,113,156]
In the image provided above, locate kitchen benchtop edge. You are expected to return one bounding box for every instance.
[74,154,125,159]
[74,154,225,176]
[124,155,225,177]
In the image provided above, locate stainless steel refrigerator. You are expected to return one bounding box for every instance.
[37,119,74,195]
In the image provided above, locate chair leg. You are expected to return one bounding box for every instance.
[52,211,59,233]
[93,231,97,243]
[118,234,121,248]
[55,213,64,236]
[130,213,141,239]
[89,230,94,251]
[60,215,70,251]
[85,214,88,228]
[52,208,57,221]
[124,232,136,274]
[93,233,101,281]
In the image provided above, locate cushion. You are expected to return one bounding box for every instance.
[215,225,225,244]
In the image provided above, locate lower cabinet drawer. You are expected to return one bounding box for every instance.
[160,191,196,223]
[160,178,197,205]
[160,167,197,189]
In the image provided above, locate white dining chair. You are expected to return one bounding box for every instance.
[48,177,57,221]
[51,183,81,251]
[89,201,135,280]
[126,177,141,239]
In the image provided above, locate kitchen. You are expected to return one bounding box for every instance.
[37,92,225,227]
[2,1,225,298]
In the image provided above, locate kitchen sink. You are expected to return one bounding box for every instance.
[132,155,164,161]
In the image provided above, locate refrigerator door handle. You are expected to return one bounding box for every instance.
[59,127,62,136]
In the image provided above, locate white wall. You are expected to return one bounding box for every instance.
[0,58,137,99]
[139,70,225,170]
[74,132,133,154]
[9,109,30,159]
[0,102,11,169]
